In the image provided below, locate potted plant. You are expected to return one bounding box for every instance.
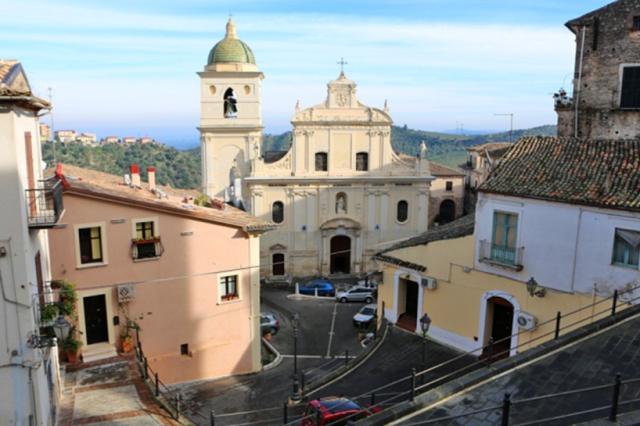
[63,328,82,363]
[120,319,139,353]
[57,280,78,316]
[40,303,59,326]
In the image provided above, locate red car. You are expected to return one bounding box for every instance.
[300,397,380,425]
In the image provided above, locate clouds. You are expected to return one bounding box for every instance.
[0,0,595,145]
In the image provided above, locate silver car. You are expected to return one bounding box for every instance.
[336,286,375,303]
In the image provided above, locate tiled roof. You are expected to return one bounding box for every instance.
[479,137,640,212]
[0,60,50,108]
[467,142,513,155]
[376,214,475,259]
[373,254,427,272]
[565,0,629,30]
[49,164,275,232]
[430,161,465,176]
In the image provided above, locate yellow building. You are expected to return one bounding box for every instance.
[375,215,600,357]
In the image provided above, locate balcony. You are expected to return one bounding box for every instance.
[131,237,164,260]
[479,240,524,271]
[26,180,64,229]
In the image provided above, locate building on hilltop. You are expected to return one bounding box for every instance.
[46,163,274,383]
[461,142,513,189]
[102,135,120,144]
[555,0,640,139]
[39,123,51,141]
[76,132,97,145]
[200,18,442,278]
[0,60,63,425]
[54,129,76,143]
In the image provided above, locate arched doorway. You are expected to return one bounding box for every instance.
[483,296,514,361]
[330,236,351,274]
[272,253,285,276]
[439,199,456,224]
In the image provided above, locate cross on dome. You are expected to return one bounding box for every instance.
[337,57,348,76]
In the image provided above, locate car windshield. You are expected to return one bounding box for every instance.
[361,308,375,316]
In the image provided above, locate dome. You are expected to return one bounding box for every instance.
[207,18,256,65]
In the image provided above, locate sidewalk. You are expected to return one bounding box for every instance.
[58,355,179,426]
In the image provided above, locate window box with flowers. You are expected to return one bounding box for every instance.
[131,237,164,260]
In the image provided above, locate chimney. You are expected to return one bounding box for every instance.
[130,164,140,187]
[147,167,156,191]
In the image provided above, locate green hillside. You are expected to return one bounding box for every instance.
[42,124,556,189]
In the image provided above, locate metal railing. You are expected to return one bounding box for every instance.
[133,329,183,421]
[479,239,524,270]
[26,180,63,228]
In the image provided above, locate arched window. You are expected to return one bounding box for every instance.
[356,152,369,171]
[272,253,285,276]
[272,201,284,224]
[397,200,408,223]
[315,152,328,171]
[223,87,237,118]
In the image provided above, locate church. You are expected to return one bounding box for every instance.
[199,19,438,278]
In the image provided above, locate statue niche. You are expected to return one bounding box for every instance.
[223,87,238,118]
[336,192,347,214]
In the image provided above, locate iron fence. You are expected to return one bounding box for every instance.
[26,180,63,228]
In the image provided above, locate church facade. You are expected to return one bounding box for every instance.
[200,19,434,278]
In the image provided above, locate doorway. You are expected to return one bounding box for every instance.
[397,278,419,331]
[83,294,109,345]
[272,253,285,276]
[438,199,456,224]
[330,235,351,274]
[484,297,514,360]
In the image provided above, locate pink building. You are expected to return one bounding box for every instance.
[47,164,273,383]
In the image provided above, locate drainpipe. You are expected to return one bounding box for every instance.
[574,25,587,138]
[569,208,584,292]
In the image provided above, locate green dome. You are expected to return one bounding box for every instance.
[207,18,256,65]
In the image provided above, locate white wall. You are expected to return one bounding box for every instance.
[474,193,640,295]
[0,105,58,425]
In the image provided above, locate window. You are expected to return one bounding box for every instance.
[79,226,103,264]
[397,200,408,223]
[445,181,453,192]
[132,220,160,259]
[633,16,640,31]
[356,152,369,171]
[491,212,518,265]
[272,253,285,276]
[219,275,239,301]
[621,66,640,109]
[315,152,328,171]
[612,228,640,268]
[272,201,284,224]
[180,343,189,356]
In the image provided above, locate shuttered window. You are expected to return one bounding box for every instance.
[621,66,640,108]
[612,228,640,268]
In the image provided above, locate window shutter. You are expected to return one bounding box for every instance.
[621,67,640,108]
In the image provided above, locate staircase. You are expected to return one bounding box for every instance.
[82,343,118,363]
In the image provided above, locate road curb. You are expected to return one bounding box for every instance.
[303,320,390,398]
[261,337,283,372]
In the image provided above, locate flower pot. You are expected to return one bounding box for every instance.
[121,337,134,353]
[66,349,80,364]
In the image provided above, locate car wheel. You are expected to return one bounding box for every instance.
[365,297,373,304]
[340,297,348,303]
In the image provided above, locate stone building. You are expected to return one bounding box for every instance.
[462,142,513,189]
[200,19,434,278]
[556,0,640,138]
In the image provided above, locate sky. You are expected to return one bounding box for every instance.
[0,0,613,148]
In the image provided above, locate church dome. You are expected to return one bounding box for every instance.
[208,18,256,65]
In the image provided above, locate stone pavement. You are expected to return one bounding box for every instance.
[395,312,640,425]
[58,355,178,426]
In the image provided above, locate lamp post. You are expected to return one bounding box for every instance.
[52,315,70,343]
[419,313,431,366]
[292,313,301,402]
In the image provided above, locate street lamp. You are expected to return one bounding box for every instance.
[292,312,301,402]
[52,315,70,343]
[419,313,431,365]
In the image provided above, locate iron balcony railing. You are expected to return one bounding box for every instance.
[26,180,64,228]
[479,239,524,271]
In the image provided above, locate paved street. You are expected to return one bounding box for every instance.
[397,313,640,426]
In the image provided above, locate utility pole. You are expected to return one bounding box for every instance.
[494,113,514,143]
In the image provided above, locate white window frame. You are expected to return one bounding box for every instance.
[217,271,241,304]
[131,216,160,240]
[74,222,108,269]
[610,227,640,270]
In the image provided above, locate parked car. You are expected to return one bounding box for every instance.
[298,279,336,297]
[300,397,379,425]
[260,312,280,336]
[353,304,377,328]
[336,286,375,303]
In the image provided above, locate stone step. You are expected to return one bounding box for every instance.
[82,344,118,363]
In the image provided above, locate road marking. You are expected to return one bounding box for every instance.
[326,302,338,357]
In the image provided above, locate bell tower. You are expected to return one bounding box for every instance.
[199,18,263,202]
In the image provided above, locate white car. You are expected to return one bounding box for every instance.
[336,286,375,303]
[353,304,377,327]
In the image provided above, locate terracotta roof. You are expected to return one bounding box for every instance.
[48,164,275,233]
[479,137,640,212]
[467,142,513,155]
[0,60,50,109]
[374,255,427,272]
[430,161,465,176]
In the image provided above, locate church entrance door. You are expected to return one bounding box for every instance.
[330,236,351,274]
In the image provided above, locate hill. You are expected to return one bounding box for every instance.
[42,124,556,189]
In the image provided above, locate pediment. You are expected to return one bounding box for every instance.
[269,243,287,251]
[320,217,362,230]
